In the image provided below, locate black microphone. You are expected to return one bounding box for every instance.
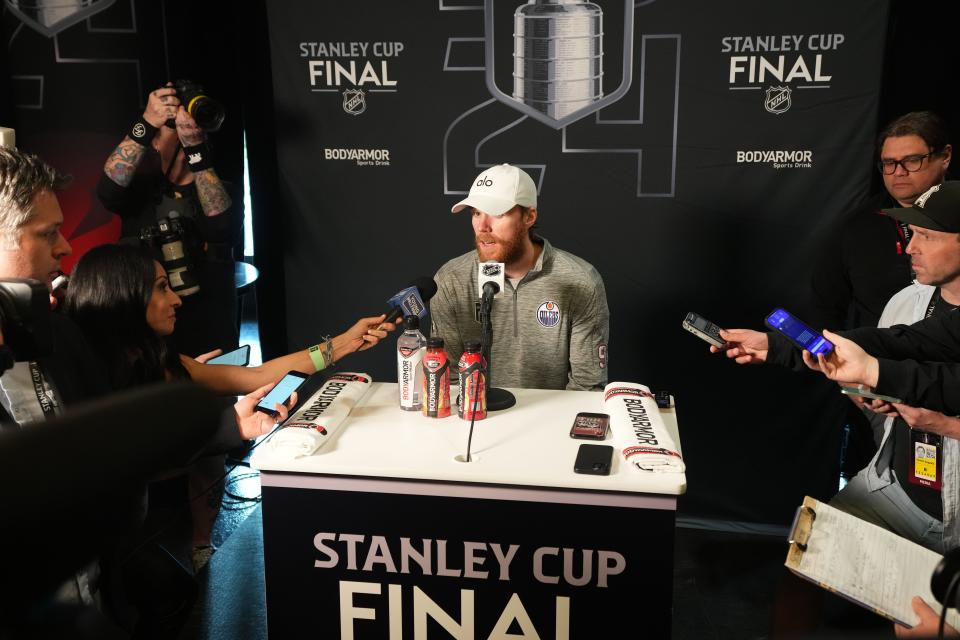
[481,280,500,301]
[477,262,504,302]
[382,277,438,326]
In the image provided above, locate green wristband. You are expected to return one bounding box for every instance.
[308,344,326,372]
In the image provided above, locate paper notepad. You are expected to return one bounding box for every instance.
[786,496,960,628]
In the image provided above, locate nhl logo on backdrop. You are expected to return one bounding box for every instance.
[343,89,366,116]
[764,86,792,114]
[537,301,561,328]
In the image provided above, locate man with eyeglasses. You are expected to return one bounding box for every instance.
[813,111,952,331]
[808,112,953,480]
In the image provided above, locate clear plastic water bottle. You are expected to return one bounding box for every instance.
[397,315,426,411]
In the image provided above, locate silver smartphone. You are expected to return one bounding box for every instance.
[682,312,725,348]
[841,386,903,404]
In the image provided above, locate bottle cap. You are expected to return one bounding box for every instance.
[464,340,481,353]
[427,336,445,349]
[403,315,420,330]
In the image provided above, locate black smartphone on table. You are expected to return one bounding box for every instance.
[256,371,309,416]
[569,412,610,440]
[207,344,251,366]
[764,308,834,356]
[682,312,725,348]
[574,444,614,475]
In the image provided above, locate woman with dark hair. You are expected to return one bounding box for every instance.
[64,243,392,394]
[64,243,394,577]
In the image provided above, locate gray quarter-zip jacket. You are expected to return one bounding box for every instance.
[430,237,609,390]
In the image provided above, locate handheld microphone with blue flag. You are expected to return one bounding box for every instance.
[381,277,437,328]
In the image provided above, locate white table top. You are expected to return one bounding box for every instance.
[251,383,686,497]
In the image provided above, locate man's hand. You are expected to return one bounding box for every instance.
[175,106,204,147]
[144,84,179,128]
[891,403,960,439]
[838,380,899,416]
[233,382,297,440]
[864,397,899,417]
[895,596,959,638]
[802,329,880,387]
[710,328,769,364]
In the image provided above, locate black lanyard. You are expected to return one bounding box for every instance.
[925,289,958,319]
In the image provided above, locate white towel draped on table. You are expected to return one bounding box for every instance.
[603,381,685,473]
[265,372,373,459]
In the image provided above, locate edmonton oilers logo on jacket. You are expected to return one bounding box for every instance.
[537,301,561,327]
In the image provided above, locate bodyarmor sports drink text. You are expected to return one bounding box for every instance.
[422,336,451,418]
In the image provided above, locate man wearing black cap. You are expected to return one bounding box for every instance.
[814,180,960,553]
[809,181,960,417]
[723,182,960,411]
[717,182,960,551]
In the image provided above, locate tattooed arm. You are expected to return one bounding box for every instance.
[103,139,147,187]
[192,168,232,217]
[176,107,232,217]
[103,85,178,187]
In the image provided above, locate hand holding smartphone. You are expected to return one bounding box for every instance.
[764,308,833,356]
[256,371,309,416]
[840,386,903,405]
[207,344,251,366]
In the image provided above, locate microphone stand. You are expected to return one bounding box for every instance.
[479,287,516,411]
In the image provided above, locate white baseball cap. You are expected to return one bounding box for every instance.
[451,164,537,216]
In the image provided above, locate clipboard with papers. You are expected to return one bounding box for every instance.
[786,496,960,629]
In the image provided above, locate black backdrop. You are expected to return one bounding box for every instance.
[2,0,958,527]
[261,0,885,526]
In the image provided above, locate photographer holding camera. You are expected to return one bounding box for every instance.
[97,81,239,358]
[97,81,242,574]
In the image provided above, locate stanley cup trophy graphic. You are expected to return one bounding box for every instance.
[512,0,604,121]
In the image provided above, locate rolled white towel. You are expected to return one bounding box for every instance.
[265,372,373,459]
[603,381,685,473]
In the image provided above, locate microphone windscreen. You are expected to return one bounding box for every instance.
[412,276,438,301]
[477,262,505,299]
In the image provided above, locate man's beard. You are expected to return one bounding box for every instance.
[475,227,526,264]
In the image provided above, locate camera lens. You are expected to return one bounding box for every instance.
[174,80,225,132]
[187,96,225,132]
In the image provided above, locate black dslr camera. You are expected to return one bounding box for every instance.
[139,213,200,297]
[0,279,53,374]
[166,79,224,132]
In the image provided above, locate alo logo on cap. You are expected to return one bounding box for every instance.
[537,301,561,328]
[915,184,942,209]
[475,177,494,188]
